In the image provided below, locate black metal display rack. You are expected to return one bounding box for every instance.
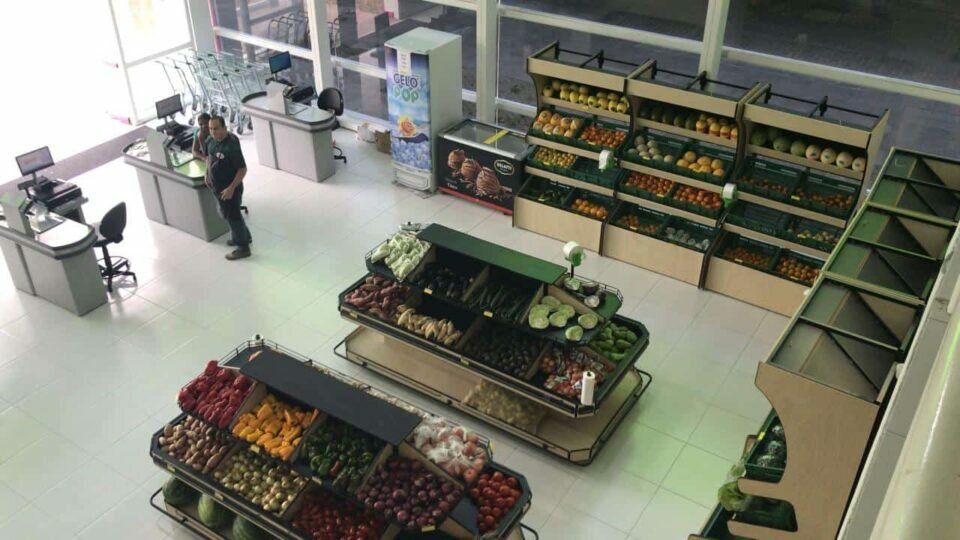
[338,224,652,465]
[150,340,537,540]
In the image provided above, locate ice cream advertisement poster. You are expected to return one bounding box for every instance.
[386,47,432,172]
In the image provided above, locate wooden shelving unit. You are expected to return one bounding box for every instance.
[692,148,960,540]
[619,159,724,194]
[524,165,615,197]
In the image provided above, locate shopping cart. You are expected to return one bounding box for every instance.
[269,11,310,46]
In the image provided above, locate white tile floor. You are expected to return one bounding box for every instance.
[0,130,784,539]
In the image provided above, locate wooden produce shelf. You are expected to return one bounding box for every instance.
[723,223,831,259]
[705,256,811,317]
[525,165,614,197]
[338,326,650,465]
[514,194,605,252]
[526,135,603,161]
[150,489,236,540]
[526,41,649,93]
[635,118,737,149]
[625,63,758,119]
[603,222,706,286]
[747,143,863,181]
[616,190,719,227]
[738,191,848,229]
[541,96,631,124]
[619,159,724,194]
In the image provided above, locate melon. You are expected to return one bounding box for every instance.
[773,137,792,153]
[198,494,234,529]
[233,516,269,540]
[162,477,199,508]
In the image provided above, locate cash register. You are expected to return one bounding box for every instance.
[14,146,87,223]
[268,51,314,112]
[155,94,195,153]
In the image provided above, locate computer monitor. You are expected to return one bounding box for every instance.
[269,51,292,75]
[15,146,54,180]
[155,94,183,121]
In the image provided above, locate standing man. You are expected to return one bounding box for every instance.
[205,115,252,260]
[192,112,211,159]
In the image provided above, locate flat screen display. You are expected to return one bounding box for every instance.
[16,146,54,177]
[155,94,183,119]
[269,51,292,74]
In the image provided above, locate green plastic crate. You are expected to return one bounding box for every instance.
[736,157,804,202]
[790,172,859,219]
[567,188,617,221]
[571,118,630,153]
[658,216,717,252]
[569,157,622,188]
[677,141,736,186]
[727,201,791,237]
[716,233,780,271]
[527,146,579,174]
[870,175,960,222]
[669,187,723,219]
[619,170,678,202]
[519,175,573,208]
[619,128,689,169]
[781,216,842,252]
[610,202,669,237]
[773,250,824,286]
[735,500,797,532]
[745,410,786,482]
[528,107,589,144]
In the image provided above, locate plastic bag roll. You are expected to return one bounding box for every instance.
[580,370,596,406]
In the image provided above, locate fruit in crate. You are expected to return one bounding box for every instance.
[675,150,727,177]
[820,147,837,165]
[178,361,254,428]
[663,226,711,251]
[623,171,673,197]
[616,212,660,235]
[625,135,677,163]
[367,232,429,281]
[805,144,821,161]
[790,140,807,157]
[578,124,626,148]
[529,183,568,206]
[301,418,383,491]
[776,256,820,284]
[539,346,614,399]
[358,455,463,530]
[293,490,387,540]
[588,321,639,363]
[408,415,488,482]
[852,156,866,172]
[791,226,839,247]
[411,263,474,300]
[672,186,723,211]
[737,175,791,197]
[772,136,792,153]
[213,449,308,515]
[470,470,524,533]
[163,476,200,507]
[722,246,772,269]
[462,323,545,378]
[344,275,411,321]
[570,197,610,219]
[395,305,464,347]
[158,416,234,474]
[836,151,853,169]
[532,147,577,169]
[792,187,854,211]
[466,280,534,322]
[544,79,630,114]
[231,394,317,460]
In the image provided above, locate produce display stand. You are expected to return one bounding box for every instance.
[692,147,960,540]
[150,340,536,540]
[339,224,652,465]
[516,42,892,317]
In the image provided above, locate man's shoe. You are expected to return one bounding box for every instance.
[226,249,251,260]
[226,239,253,246]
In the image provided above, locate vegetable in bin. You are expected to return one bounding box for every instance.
[589,321,639,363]
[368,232,428,281]
[395,305,463,347]
[344,275,411,321]
[302,419,383,492]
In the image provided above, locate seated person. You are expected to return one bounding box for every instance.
[192,112,211,159]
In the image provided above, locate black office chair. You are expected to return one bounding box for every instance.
[318,87,347,164]
[94,202,137,293]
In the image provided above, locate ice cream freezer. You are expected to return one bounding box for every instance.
[436,119,532,214]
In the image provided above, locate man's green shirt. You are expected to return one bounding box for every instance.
[205,133,246,191]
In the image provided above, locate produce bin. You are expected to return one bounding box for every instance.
[772,250,824,287]
[745,410,786,482]
[569,157,622,188]
[669,186,723,219]
[527,106,589,144]
[515,177,605,252]
[658,216,717,253]
[608,202,668,238]
[825,238,940,301]
[877,148,960,191]
[849,207,953,260]
[603,209,710,286]
[706,233,810,316]
[689,505,738,540]
[517,175,573,209]
[726,200,791,237]
[527,146,579,175]
[618,170,678,203]
[782,216,842,253]
[735,500,798,532]
[436,118,531,214]
[790,172,859,219]
[572,119,629,153]
[736,157,804,203]
[619,128,688,169]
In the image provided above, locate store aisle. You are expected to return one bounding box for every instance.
[0,131,780,539]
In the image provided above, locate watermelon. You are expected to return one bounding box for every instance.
[233,516,269,540]
[198,494,233,529]
[162,476,198,507]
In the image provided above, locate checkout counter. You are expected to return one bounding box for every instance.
[0,191,106,315]
[241,91,337,182]
[122,138,229,241]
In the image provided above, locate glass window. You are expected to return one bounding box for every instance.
[212,0,311,47]
[219,37,316,89]
[336,69,389,119]
[129,50,195,120]
[497,16,701,108]
[720,59,960,178]
[112,0,192,62]
[327,1,477,90]
[496,107,534,132]
[500,0,707,40]
[725,0,960,89]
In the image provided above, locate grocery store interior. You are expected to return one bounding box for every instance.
[1,1,958,539]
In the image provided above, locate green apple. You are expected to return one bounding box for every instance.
[790,140,807,157]
[773,136,792,153]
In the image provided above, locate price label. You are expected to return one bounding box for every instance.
[214,491,224,501]
[483,310,493,318]
[422,526,436,533]
[424,288,433,295]
[248,445,260,454]
[167,464,176,473]
[630,226,638,231]
[757,431,766,442]
[734,258,744,264]
[790,195,801,201]
[459,357,470,366]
